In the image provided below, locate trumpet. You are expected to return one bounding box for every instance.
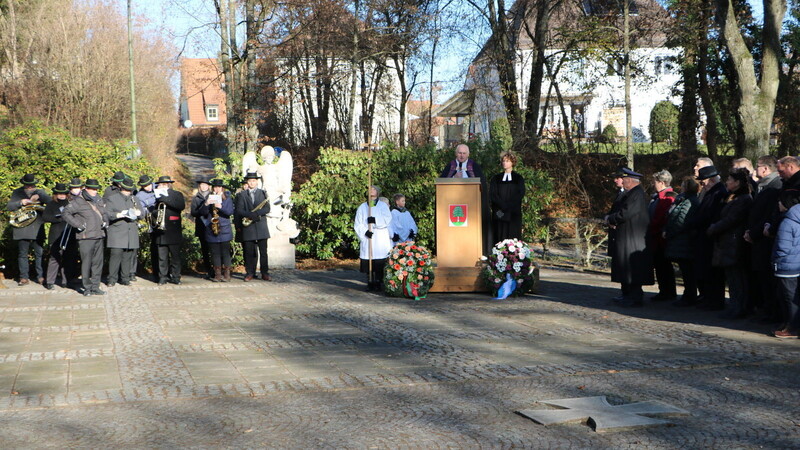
[152,203,167,231]
[9,203,45,228]
[242,198,270,227]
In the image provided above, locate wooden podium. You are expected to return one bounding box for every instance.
[430,177,488,292]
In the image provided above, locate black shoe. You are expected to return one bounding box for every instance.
[158,279,168,286]
[170,278,181,285]
[619,297,643,307]
[119,281,131,286]
[673,297,697,307]
[611,295,624,303]
[107,282,116,288]
[82,289,92,297]
[93,289,106,295]
[130,276,137,282]
[698,302,725,311]
[43,283,54,290]
[651,293,677,302]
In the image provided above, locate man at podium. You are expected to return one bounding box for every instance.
[440,144,484,181]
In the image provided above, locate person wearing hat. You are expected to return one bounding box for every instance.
[198,178,235,282]
[42,182,78,290]
[190,176,214,279]
[152,175,186,285]
[103,171,127,200]
[686,165,728,311]
[105,177,144,287]
[605,168,654,307]
[6,174,52,286]
[235,172,271,282]
[604,167,628,301]
[132,174,156,282]
[62,178,109,296]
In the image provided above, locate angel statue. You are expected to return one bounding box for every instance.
[257,146,300,239]
[241,149,260,184]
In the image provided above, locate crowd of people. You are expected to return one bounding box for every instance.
[6,171,275,296]
[605,155,800,339]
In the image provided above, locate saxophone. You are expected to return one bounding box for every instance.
[242,197,271,227]
[210,204,221,236]
[9,203,45,228]
[152,203,167,231]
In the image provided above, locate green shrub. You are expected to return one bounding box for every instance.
[598,124,618,144]
[649,101,679,144]
[490,117,513,151]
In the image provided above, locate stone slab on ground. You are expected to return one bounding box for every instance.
[0,268,797,447]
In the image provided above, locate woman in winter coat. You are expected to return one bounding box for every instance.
[706,168,753,319]
[771,191,800,338]
[664,177,700,306]
[198,178,235,282]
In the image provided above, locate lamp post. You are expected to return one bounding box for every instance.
[183,120,193,153]
[127,0,138,144]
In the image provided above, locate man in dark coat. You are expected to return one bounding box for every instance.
[605,168,654,307]
[105,177,144,287]
[744,155,782,322]
[604,168,627,300]
[687,165,728,310]
[235,172,271,281]
[6,174,51,285]
[42,182,78,290]
[62,179,109,296]
[152,175,186,285]
[103,171,126,200]
[190,177,213,279]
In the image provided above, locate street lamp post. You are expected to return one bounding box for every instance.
[127,0,138,144]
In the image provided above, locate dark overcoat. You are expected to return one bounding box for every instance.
[489,171,525,242]
[663,193,698,261]
[707,193,753,268]
[105,191,143,249]
[6,187,51,241]
[198,192,235,243]
[606,184,654,285]
[62,192,108,240]
[42,198,73,247]
[152,189,185,245]
[606,188,625,259]
[745,174,782,270]
[234,188,270,241]
[190,190,209,238]
[686,181,727,278]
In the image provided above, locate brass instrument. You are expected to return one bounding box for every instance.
[242,197,270,227]
[152,203,167,231]
[137,213,151,233]
[9,203,45,228]
[210,204,221,236]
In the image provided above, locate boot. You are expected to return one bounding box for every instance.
[212,266,223,282]
[222,266,231,282]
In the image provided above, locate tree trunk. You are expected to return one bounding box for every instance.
[488,0,523,145]
[715,0,785,160]
[678,48,698,154]
[392,55,408,146]
[217,0,237,155]
[522,0,553,151]
[623,0,633,169]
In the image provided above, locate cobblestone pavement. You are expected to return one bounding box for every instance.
[0,268,798,448]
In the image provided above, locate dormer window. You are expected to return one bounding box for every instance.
[206,104,219,121]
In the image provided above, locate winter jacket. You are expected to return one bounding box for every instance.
[234,188,271,241]
[707,193,753,267]
[773,204,800,276]
[745,172,782,270]
[664,192,698,261]
[62,191,108,240]
[105,191,143,249]
[152,189,185,245]
[198,192,235,243]
[647,187,675,250]
[6,186,51,241]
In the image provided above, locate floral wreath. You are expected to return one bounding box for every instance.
[482,238,537,297]
[384,241,435,300]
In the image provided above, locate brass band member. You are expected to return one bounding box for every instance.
[62,179,109,296]
[152,175,185,285]
[134,175,156,281]
[6,174,51,286]
[105,177,144,287]
[199,178,234,282]
[42,182,78,290]
[190,177,214,279]
[235,172,271,281]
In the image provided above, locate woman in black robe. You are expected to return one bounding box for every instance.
[490,151,525,243]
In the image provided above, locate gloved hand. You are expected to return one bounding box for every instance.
[408,230,416,240]
[365,230,373,239]
[247,212,260,220]
[77,227,85,234]
[367,216,376,224]
[392,233,400,242]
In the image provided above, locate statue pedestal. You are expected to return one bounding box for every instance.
[268,232,296,269]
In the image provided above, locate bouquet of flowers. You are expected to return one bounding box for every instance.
[482,239,538,298]
[384,242,435,300]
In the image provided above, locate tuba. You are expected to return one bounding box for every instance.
[152,203,167,231]
[9,204,45,228]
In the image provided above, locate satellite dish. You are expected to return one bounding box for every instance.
[183,120,193,129]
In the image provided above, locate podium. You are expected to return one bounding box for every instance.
[430,177,488,292]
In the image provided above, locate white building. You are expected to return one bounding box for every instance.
[437,0,680,144]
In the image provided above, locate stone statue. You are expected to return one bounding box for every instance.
[241,149,260,184]
[256,146,299,268]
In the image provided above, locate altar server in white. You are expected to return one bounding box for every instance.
[390,193,418,243]
[354,185,392,291]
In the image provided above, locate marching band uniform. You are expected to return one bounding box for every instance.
[198,179,234,282]
[152,175,185,285]
[235,172,271,281]
[42,182,78,289]
[103,171,126,200]
[6,174,51,285]
[105,177,144,286]
[134,175,156,281]
[354,186,392,291]
[62,179,109,296]
[190,177,214,279]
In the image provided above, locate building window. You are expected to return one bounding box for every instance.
[206,104,219,121]
[654,56,674,76]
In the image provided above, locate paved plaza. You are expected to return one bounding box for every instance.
[0,267,798,448]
